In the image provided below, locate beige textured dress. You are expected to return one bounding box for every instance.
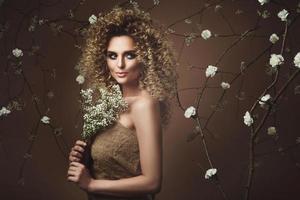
[86,121,154,200]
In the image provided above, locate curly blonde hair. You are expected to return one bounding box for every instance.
[78,4,178,127]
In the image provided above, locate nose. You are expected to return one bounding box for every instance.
[117,56,125,69]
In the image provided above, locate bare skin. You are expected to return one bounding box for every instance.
[67,35,162,197]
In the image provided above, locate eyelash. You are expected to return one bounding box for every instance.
[107,53,136,60]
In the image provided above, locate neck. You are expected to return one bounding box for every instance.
[121,81,141,98]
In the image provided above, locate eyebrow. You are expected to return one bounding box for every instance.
[106,50,136,54]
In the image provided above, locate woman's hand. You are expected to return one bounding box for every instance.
[68,140,86,163]
[67,161,93,191]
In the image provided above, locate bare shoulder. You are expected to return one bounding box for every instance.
[131,92,160,114]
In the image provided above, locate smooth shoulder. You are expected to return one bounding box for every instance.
[131,95,159,113]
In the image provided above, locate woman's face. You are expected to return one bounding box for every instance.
[106,35,141,86]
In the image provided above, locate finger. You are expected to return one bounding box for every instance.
[67,175,78,182]
[73,145,85,153]
[67,169,77,176]
[75,140,87,147]
[70,161,84,167]
[71,151,83,158]
[68,166,78,171]
[69,157,80,162]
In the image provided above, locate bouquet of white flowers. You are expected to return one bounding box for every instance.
[80,84,128,140]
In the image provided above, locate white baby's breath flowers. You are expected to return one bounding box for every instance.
[76,74,85,84]
[243,111,253,126]
[184,106,196,118]
[277,9,289,21]
[269,33,279,44]
[80,85,128,139]
[12,48,23,57]
[0,106,11,117]
[258,0,269,5]
[221,82,230,89]
[201,29,212,40]
[293,52,300,68]
[41,116,50,124]
[88,14,97,24]
[269,54,284,68]
[267,126,277,136]
[259,94,271,105]
[205,65,218,77]
[205,168,217,179]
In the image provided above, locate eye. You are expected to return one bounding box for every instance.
[107,53,117,60]
[125,52,137,60]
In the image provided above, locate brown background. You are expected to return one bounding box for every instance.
[0,0,300,200]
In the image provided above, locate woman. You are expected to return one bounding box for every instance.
[67,4,178,200]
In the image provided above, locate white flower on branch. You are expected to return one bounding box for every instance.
[184,106,196,118]
[259,94,271,105]
[89,14,97,24]
[76,74,85,84]
[243,111,253,126]
[153,0,159,5]
[12,48,23,57]
[293,52,300,68]
[221,82,230,89]
[267,126,277,136]
[269,54,284,68]
[277,9,289,21]
[41,116,50,124]
[269,33,279,44]
[201,29,212,40]
[205,65,218,77]
[205,168,217,179]
[0,106,11,117]
[258,0,269,5]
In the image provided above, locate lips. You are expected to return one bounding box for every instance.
[116,72,128,77]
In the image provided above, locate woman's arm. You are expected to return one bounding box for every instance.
[87,98,163,196]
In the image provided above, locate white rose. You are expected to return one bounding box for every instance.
[293,52,300,68]
[205,65,218,77]
[76,74,85,84]
[12,48,23,57]
[277,9,289,21]
[243,111,253,126]
[184,106,196,118]
[201,29,212,40]
[269,33,279,44]
[267,126,276,136]
[259,94,271,105]
[258,0,269,5]
[41,116,50,124]
[88,14,97,24]
[205,168,217,179]
[220,82,230,89]
[269,54,284,67]
[0,106,11,117]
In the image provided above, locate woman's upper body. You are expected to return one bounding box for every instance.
[67,3,177,198]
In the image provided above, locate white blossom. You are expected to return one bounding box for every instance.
[269,54,284,68]
[221,82,230,89]
[258,0,269,5]
[76,74,85,84]
[0,106,11,117]
[259,94,271,105]
[80,85,128,139]
[201,29,212,40]
[293,52,300,68]
[267,126,277,136]
[243,111,253,126]
[41,116,50,124]
[205,168,217,179]
[12,48,23,57]
[153,0,159,5]
[269,33,279,44]
[205,65,218,77]
[184,106,196,118]
[88,14,97,24]
[277,9,289,21]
